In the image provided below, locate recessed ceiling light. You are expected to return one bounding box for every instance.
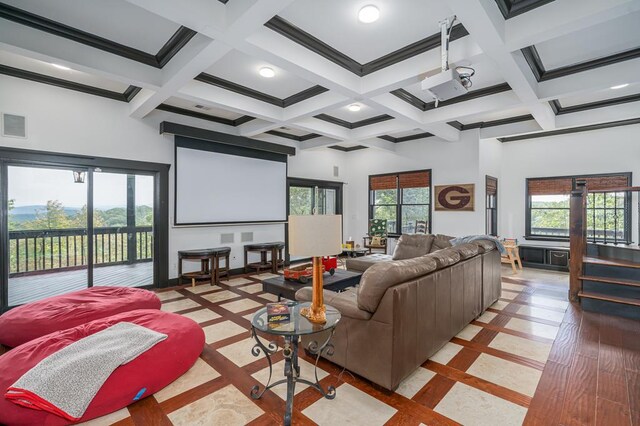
[610,84,629,90]
[51,63,71,71]
[259,67,275,78]
[348,104,361,112]
[358,5,380,23]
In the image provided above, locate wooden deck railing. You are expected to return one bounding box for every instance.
[9,226,153,277]
[569,182,640,301]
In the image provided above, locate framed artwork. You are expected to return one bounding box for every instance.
[434,184,475,211]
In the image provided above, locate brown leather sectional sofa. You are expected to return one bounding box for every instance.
[296,234,501,391]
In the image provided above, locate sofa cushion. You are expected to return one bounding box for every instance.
[357,255,438,313]
[429,234,454,253]
[346,254,392,272]
[429,247,461,268]
[452,242,480,260]
[473,239,497,252]
[392,234,434,260]
[296,288,372,321]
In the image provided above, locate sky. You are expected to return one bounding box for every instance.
[8,166,154,208]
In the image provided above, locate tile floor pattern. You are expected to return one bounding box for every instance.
[83,267,571,426]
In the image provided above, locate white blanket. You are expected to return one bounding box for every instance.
[6,322,167,421]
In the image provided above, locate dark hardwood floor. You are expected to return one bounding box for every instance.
[1,271,638,425]
[522,276,640,426]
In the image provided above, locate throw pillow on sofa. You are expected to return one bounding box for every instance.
[392,234,434,260]
[429,234,454,253]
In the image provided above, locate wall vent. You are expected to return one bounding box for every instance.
[2,113,26,138]
[241,232,254,242]
[220,233,234,244]
[333,166,339,177]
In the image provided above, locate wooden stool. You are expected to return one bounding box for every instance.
[244,242,285,274]
[211,247,231,284]
[501,241,523,274]
[270,242,285,273]
[178,247,231,287]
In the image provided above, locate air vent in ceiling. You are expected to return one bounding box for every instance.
[280,126,291,131]
[2,113,26,138]
[194,104,211,111]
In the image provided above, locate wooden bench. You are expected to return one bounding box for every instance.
[178,247,231,287]
[244,242,284,274]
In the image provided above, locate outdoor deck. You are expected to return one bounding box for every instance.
[8,262,153,306]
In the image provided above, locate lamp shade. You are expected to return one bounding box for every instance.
[288,215,342,257]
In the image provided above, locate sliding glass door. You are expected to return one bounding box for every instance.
[92,172,154,287]
[286,178,343,263]
[1,152,168,311]
[289,186,337,215]
[7,165,88,306]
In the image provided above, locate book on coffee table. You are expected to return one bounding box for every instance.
[267,302,292,323]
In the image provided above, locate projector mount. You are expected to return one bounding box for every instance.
[422,15,475,106]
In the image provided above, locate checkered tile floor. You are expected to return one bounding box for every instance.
[83,269,570,426]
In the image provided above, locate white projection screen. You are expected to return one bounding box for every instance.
[175,138,287,225]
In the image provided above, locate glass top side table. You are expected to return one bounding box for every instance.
[250,302,341,426]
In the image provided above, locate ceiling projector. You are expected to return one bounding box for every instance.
[421,16,474,104]
[421,68,469,102]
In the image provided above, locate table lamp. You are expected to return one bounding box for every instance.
[288,214,342,324]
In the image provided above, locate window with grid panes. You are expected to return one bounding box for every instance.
[369,170,431,235]
[526,173,631,242]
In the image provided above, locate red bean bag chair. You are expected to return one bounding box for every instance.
[0,287,161,348]
[0,309,205,426]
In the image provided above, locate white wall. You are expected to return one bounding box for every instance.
[343,129,487,241]
[498,124,640,246]
[0,75,344,278]
[3,74,639,280]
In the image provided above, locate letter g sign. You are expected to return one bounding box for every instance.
[435,184,475,211]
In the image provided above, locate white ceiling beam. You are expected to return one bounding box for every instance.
[350,120,413,141]
[422,91,522,123]
[178,80,283,121]
[282,91,351,121]
[479,120,541,139]
[129,35,230,118]
[0,22,161,88]
[298,137,342,150]
[537,57,640,101]
[360,38,485,97]
[556,102,640,128]
[244,29,362,96]
[504,0,640,50]
[237,119,281,137]
[445,0,557,130]
[479,101,640,140]
[358,138,397,152]
[366,94,461,141]
[123,0,227,35]
[127,0,300,119]
[292,117,351,140]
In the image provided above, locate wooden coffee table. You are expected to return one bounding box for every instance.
[261,269,362,301]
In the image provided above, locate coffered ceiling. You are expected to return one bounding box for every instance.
[0,0,639,152]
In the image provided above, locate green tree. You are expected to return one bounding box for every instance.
[101,207,127,227]
[31,200,71,230]
[289,187,313,215]
[136,205,153,226]
[70,205,106,228]
[7,199,17,230]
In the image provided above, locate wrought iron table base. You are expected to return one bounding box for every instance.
[250,327,336,426]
